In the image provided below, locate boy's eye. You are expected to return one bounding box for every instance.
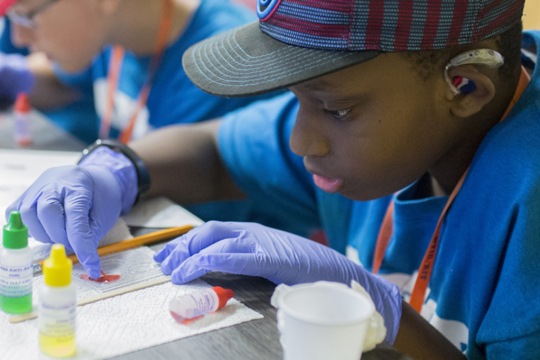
[326,108,351,119]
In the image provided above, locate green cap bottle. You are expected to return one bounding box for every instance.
[0,211,33,314]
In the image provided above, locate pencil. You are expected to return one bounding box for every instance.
[89,224,193,261]
[34,224,193,273]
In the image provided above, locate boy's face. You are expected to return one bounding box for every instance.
[10,0,108,73]
[289,52,462,201]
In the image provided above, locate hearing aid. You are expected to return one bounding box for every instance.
[444,49,504,95]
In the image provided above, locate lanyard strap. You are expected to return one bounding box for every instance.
[372,67,531,313]
[372,200,393,274]
[100,0,173,143]
[408,172,466,311]
[100,46,124,140]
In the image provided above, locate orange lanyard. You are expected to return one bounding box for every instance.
[372,67,531,313]
[100,0,173,143]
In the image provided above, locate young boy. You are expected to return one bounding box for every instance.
[7,0,540,358]
[0,0,269,143]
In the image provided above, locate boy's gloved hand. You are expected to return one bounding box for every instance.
[6,147,138,279]
[0,53,35,102]
[154,221,403,343]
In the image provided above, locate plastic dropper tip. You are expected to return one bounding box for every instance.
[50,244,67,260]
[7,211,24,229]
[3,211,28,248]
[43,244,72,287]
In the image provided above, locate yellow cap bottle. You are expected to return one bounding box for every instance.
[39,244,77,358]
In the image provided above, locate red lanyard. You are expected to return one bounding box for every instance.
[100,0,173,143]
[372,67,531,313]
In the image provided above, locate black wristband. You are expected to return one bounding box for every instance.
[78,139,151,203]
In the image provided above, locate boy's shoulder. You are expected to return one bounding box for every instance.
[478,31,539,168]
[467,89,540,202]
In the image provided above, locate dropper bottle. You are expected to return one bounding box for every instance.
[13,92,32,147]
[169,286,234,323]
[39,244,76,358]
[0,211,33,314]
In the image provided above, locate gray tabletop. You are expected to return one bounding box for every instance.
[0,110,85,151]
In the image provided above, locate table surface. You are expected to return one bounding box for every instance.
[112,272,410,360]
[1,111,410,359]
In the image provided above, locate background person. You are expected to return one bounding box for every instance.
[0,0,272,143]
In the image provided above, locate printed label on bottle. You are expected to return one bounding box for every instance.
[14,116,32,145]
[0,264,33,297]
[39,300,77,338]
[183,291,218,319]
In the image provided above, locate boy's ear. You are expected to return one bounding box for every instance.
[445,65,496,119]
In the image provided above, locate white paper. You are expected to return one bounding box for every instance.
[71,247,164,293]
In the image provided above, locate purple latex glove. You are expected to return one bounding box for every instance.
[6,147,138,279]
[0,53,35,102]
[154,221,403,344]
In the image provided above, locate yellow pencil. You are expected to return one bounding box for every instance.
[86,224,194,263]
[34,225,193,273]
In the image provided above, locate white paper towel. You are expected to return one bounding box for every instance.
[0,279,263,359]
[1,247,263,359]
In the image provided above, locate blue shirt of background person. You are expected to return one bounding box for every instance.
[54,0,272,144]
[1,0,275,144]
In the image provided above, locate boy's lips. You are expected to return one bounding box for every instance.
[312,174,343,193]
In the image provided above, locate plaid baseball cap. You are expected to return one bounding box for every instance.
[183,0,524,97]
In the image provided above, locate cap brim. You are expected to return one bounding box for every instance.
[183,22,379,97]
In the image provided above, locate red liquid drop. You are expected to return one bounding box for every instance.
[80,270,121,283]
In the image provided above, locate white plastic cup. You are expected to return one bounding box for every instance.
[272,281,375,360]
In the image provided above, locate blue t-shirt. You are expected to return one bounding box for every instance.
[218,31,540,359]
[54,0,270,143]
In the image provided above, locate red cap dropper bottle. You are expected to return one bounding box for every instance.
[14,93,32,146]
[169,286,234,324]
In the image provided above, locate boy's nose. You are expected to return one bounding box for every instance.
[289,114,330,158]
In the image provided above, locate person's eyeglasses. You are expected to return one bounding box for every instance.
[7,0,59,29]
